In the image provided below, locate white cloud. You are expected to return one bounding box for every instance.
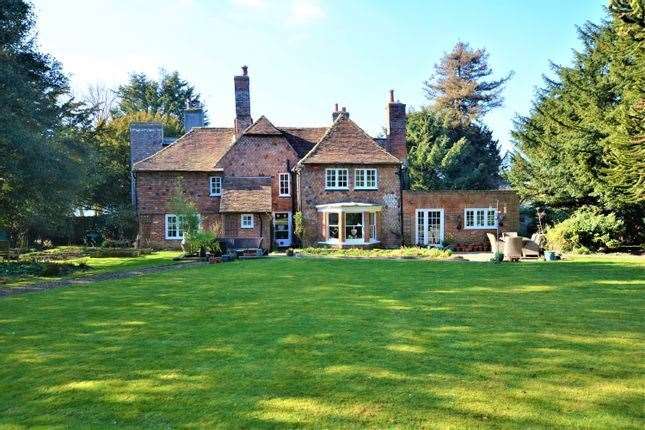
[289,0,325,24]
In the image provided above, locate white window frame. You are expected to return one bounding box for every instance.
[354,168,378,190]
[165,214,202,239]
[278,173,291,197]
[209,176,222,196]
[240,214,254,229]
[464,208,497,229]
[327,212,340,243]
[344,212,364,244]
[415,209,445,246]
[325,168,349,190]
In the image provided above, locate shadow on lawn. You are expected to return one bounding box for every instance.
[0,258,643,428]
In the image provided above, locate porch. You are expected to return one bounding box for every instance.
[316,202,381,248]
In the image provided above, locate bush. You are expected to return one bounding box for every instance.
[545,208,624,253]
[490,251,504,263]
[184,230,220,256]
[101,239,132,248]
[0,261,90,278]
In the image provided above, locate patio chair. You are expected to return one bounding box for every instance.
[522,238,540,258]
[486,233,503,254]
[504,236,523,261]
[503,232,518,238]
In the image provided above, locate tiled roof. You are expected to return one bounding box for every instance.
[279,127,328,158]
[299,115,400,165]
[219,177,272,213]
[133,128,234,172]
[245,116,282,135]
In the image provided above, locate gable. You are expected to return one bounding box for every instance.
[299,115,400,165]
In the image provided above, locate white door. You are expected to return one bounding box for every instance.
[415,209,444,246]
[273,212,292,247]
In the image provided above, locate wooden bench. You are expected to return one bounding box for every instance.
[221,237,265,256]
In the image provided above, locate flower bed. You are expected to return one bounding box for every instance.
[300,246,453,260]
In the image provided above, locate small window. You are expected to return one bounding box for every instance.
[355,168,378,189]
[325,168,349,190]
[241,214,254,229]
[328,212,339,240]
[279,173,290,197]
[165,214,185,239]
[464,208,497,229]
[209,176,222,196]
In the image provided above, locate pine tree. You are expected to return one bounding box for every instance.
[424,42,513,126]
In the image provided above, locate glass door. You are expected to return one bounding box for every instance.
[415,209,444,246]
[273,212,292,247]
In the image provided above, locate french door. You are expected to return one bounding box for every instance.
[273,212,292,247]
[415,209,444,246]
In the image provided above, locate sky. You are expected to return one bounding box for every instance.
[31,0,607,153]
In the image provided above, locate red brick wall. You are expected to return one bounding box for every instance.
[217,134,299,213]
[402,190,520,248]
[297,164,402,247]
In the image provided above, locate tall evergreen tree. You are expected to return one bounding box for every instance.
[407,109,501,190]
[508,6,644,242]
[0,0,93,241]
[424,42,513,126]
[114,70,203,125]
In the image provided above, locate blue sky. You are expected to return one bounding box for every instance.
[32,0,606,152]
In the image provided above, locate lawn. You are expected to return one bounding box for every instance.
[0,256,643,428]
[0,250,182,289]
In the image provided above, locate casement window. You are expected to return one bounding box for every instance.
[325,168,349,190]
[464,208,497,229]
[368,212,377,240]
[279,173,291,197]
[354,168,378,190]
[328,212,339,240]
[165,214,185,239]
[165,214,202,239]
[209,176,222,196]
[345,212,363,240]
[240,214,254,229]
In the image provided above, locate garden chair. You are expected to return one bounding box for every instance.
[486,233,503,254]
[504,236,523,261]
[522,238,541,258]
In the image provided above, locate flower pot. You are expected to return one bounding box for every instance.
[544,251,558,261]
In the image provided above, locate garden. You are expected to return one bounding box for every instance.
[0,256,643,428]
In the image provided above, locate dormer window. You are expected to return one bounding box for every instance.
[325,168,348,190]
[209,176,222,196]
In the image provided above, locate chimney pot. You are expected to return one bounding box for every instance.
[341,106,346,112]
[242,65,248,76]
[389,89,395,103]
[334,103,339,112]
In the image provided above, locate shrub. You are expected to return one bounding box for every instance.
[545,208,624,253]
[184,230,220,256]
[300,246,452,259]
[101,239,132,248]
[0,261,90,278]
[294,212,305,243]
[490,251,504,263]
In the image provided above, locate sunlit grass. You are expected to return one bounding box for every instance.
[1,251,181,288]
[0,256,643,428]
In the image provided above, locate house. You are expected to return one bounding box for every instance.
[131,67,518,251]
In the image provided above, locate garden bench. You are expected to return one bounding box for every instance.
[221,237,265,257]
[0,240,18,260]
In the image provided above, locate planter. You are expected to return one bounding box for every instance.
[544,251,558,261]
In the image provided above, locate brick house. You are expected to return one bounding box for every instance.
[131,67,518,251]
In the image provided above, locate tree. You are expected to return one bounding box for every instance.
[88,112,182,211]
[407,109,502,190]
[113,70,203,125]
[0,0,94,242]
[424,42,513,126]
[508,8,644,243]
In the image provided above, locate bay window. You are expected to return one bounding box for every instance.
[345,212,363,240]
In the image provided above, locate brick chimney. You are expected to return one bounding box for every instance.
[234,65,253,136]
[386,90,407,161]
[332,103,341,121]
[182,100,205,132]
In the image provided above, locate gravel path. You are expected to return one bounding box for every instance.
[0,261,205,298]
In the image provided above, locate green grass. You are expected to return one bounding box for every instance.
[1,251,181,289]
[0,256,643,428]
